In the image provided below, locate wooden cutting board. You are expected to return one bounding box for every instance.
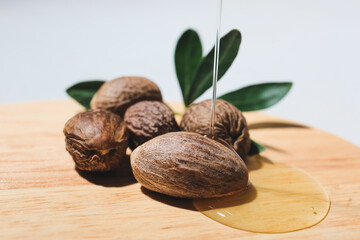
[1,100,359,240]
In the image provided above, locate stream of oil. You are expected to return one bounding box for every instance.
[209,0,222,139]
[196,0,330,233]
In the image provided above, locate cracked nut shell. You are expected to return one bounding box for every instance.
[90,76,162,116]
[63,109,129,171]
[180,99,251,160]
[131,132,249,198]
[124,101,179,149]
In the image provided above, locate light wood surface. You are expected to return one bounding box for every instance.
[1,100,359,239]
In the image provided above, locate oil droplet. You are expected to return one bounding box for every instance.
[193,156,331,233]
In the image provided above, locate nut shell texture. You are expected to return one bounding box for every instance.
[63,109,129,171]
[180,99,251,160]
[124,101,179,149]
[90,76,162,116]
[131,132,249,198]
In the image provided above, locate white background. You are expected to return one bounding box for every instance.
[1,0,359,146]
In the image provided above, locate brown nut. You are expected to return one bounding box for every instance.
[180,99,251,160]
[131,132,249,198]
[63,109,129,171]
[124,101,179,149]
[90,76,162,116]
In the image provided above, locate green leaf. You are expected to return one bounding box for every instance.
[248,140,266,156]
[186,29,241,105]
[219,82,293,111]
[175,29,203,103]
[66,80,105,109]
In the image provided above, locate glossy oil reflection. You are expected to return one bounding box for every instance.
[193,156,331,233]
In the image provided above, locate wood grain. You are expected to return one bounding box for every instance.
[1,100,360,239]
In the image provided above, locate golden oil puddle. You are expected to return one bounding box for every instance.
[193,156,331,233]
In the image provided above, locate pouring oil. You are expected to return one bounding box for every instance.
[209,0,222,140]
[194,0,330,233]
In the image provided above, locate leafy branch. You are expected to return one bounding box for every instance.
[175,29,242,105]
[66,29,293,155]
[175,29,292,110]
